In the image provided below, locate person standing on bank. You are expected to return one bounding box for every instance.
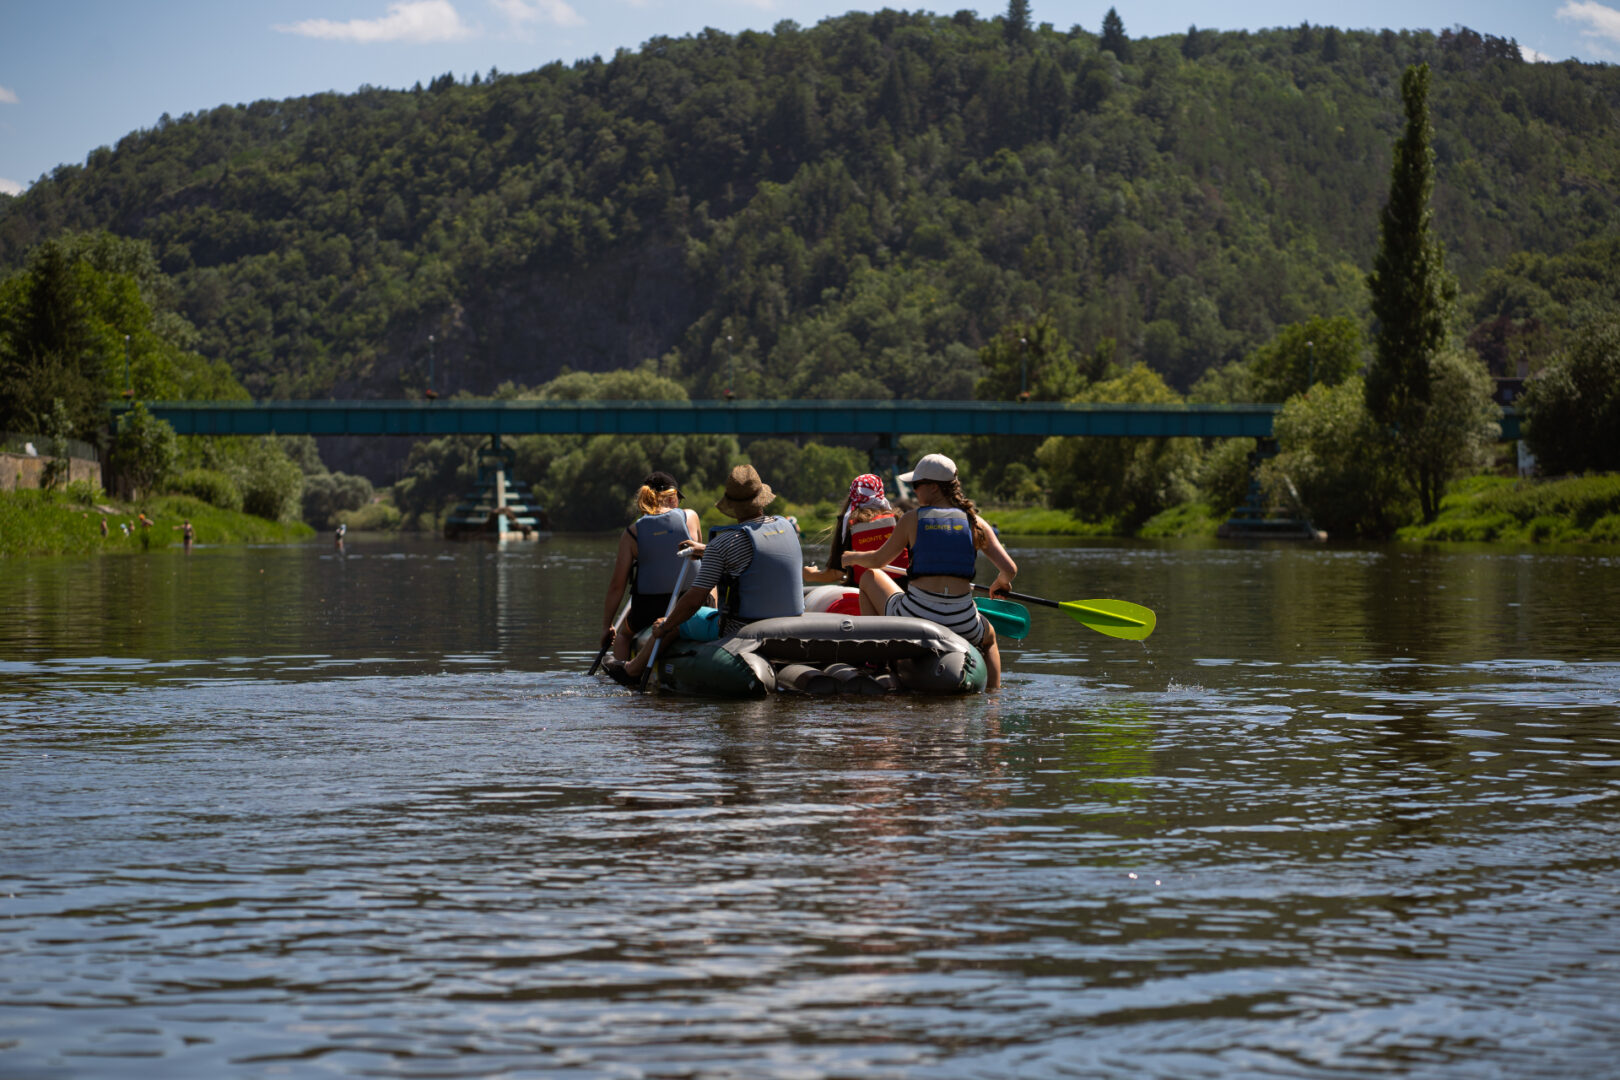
[841,453,1017,690]
[608,465,803,685]
[601,471,703,662]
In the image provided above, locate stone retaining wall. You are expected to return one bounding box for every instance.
[1,452,103,493]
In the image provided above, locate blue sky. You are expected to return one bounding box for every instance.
[1,0,1615,195]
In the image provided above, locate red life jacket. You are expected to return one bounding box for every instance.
[847,514,909,584]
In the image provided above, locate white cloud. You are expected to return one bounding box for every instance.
[0,85,19,105]
[276,1,473,43]
[0,178,24,196]
[492,0,583,28]
[1557,1,1620,47]
[1520,43,1555,61]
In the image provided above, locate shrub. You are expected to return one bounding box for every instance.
[1522,318,1620,475]
[301,470,374,527]
[338,500,401,531]
[62,478,104,505]
[1259,376,1413,537]
[1197,438,1258,516]
[171,468,243,511]
[110,402,177,499]
[235,441,304,522]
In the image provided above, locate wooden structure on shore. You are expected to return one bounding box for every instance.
[443,436,549,542]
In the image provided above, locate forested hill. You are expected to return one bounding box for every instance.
[1,13,1617,401]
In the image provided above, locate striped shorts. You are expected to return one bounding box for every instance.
[885,586,987,647]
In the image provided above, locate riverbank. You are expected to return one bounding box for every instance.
[0,490,315,558]
[1398,474,1620,543]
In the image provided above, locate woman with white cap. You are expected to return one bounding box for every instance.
[841,453,1017,689]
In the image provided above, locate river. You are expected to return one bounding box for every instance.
[2,535,1618,1079]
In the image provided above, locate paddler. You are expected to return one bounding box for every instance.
[606,464,803,685]
[840,453,1017,690]
[802,472,911,614]
[601,470,703,662]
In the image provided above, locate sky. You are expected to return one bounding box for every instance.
[1,0,1615,196]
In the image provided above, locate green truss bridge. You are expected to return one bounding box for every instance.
[110,398,1521,441]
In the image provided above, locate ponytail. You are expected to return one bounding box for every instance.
[636,485,668,516]
[938,479,990,549]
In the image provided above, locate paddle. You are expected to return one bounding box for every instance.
[638,556,696,691]
[970,583,1156,641]
[973,597,1031,641]
[588,596,631,675]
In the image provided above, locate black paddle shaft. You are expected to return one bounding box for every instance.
[970,582,1063,610]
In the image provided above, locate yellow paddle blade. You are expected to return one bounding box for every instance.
[1059,599,1156,640]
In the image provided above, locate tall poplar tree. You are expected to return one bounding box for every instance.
[1366,64,1470,522]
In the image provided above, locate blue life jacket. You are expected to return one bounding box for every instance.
[908,506,978,580]
[632,508,691,595]
[711,516,805,621]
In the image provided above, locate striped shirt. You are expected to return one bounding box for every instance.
[690,518,765,635]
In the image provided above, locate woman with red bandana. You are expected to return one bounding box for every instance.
[803,473,911,614]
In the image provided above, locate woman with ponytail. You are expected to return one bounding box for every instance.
[841,454,1017,689]
[601,471,702,661]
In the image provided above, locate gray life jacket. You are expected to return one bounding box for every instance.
[908,506,978,580]
[713,516,806,621]
[632,508,691,595]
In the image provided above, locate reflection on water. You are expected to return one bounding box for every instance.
[2,537,1618,1078]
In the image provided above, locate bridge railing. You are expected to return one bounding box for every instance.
[112,399,1286,439]
[108,398,1522,440]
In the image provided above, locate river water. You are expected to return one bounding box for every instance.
[2,535,1618,1079]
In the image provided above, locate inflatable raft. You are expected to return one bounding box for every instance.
[647,610,987,698]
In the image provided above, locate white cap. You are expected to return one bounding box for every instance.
[898,453,957,484]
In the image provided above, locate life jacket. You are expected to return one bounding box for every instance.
[846,514,909,584]
[631,508,691,595]
[907,506,977,580]
[711,516,806,621]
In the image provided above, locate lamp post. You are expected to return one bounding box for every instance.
[122,334,133,399]
[1306,340,1315,391]
[724,335,735,402]
[1018,336,1030,402]
[425,334,438,400]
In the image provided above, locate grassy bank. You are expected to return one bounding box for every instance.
[1,490,315,558]
[1398,474,1620,544]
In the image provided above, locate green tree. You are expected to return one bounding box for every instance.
[1259,377,1412,537]
[1365,63,1462,521]
[1036,365,1198,528]
[975,315,1081,402]
[236,438,305,522]
[1521,318,1620,474]
[110,401,178,499]
[1004,0,1031,48]
[1250,316,1364,402]
[1100,7,1131,60]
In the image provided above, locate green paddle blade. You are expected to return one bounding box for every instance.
[1059,599,1156,640]
[974,597,1031,641]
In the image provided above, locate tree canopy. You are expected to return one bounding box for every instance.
[0,15,1613,420]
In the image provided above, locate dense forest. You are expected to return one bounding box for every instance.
[2,10,1617,417]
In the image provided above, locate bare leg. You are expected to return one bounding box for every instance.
[622,628,659,677]
[858,569,901,617]
[980,620,1001,690]
[612,629,632,662]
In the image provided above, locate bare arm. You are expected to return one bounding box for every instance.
[976,518,1018,597]
[840,512,916,570]
[650,584,710,646]
[602,530,636,640]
